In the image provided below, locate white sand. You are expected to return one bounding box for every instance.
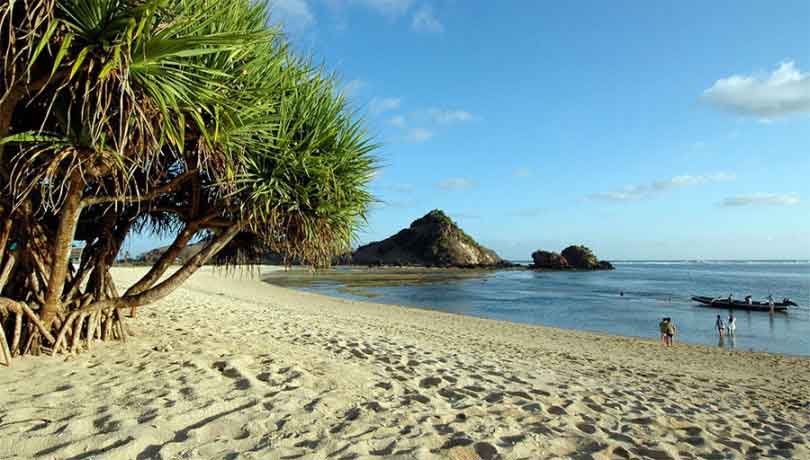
[1,266,808,460]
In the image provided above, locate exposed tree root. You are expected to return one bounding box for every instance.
[0,299,131,363]
[0,324,11,366]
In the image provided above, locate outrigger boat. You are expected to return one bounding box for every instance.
[691,296,796,312]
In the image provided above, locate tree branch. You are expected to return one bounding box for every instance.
[125,222,199,298]
[75,222,243,316]
[129,222,242,306]
[80,169,198,208]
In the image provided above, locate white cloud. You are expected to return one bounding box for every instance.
[389,115,406,127]
[268,0,315,32]
[374,199,416,209]
[437,177,475,191]
[411,5,444,33]
[406,128,433,142]
[720,193,800,207]
[702,61,810,118]
[589,173,735,202]
[342,79,366,96]
[513,168,531,178]
[429,108,473,124]
[589,186,648,202]
[350,0,414,17]
[369,97,401,115]
[385,107,476,142]
[651,173,736,191]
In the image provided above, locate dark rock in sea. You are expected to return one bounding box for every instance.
[529,245,614,271]
[561,245,599,269]
[351,209,512,268]
[597,260,615,270]
[531,250,569,269]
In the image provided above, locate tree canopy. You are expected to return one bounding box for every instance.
[0,0,377,363]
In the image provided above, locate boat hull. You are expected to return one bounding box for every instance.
[691,296,789,312]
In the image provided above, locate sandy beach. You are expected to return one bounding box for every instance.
[1,266,808,460]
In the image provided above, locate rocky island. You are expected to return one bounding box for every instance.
[530,245,614,270]
[351,210,511,268]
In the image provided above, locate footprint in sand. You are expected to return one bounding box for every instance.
[498,434,526,446]
[576,422,597,434]
[212,361,251,390]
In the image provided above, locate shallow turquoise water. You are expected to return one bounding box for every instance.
[291,261,810,356]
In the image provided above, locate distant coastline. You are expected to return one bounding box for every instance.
[510,259,810,264]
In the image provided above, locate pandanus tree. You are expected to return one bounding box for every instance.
[0,0,376,364]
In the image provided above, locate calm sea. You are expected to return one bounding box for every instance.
[289,261,810,356]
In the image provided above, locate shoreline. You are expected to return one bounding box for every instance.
[1,266,808,459]
[264,267,809,359]
[272,276,810,361]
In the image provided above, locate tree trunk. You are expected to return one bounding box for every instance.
[0,88,23,182]
[41,174,85,327]
[0,216,12,265]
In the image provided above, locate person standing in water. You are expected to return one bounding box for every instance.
[715,315,725,337]
[727,314,736,336]
[658,318,675,347]
[768,295,775,315]
[665,318,676,347]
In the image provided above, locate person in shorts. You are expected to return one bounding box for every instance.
[715,315,725,337]
[664,318,676,346]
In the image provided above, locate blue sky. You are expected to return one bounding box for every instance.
[130,1,810,260]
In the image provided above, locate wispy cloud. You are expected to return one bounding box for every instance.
[437,177,476,191]
[589,173,736,202]
[268,0,315,32]
[386,107,475,142]
[369,97,401,115]
[453,212,480,219]
[406,128,433,142]
[513,168,531,178]
[373,199,416,209]
[389,115,406,127]
[352,0,414,17]
[342,79,366,96]
[720,193,800,207]
[411,5,444,33]
[651,173,735,190]
[701,61,810,118]
[429,108,473,124]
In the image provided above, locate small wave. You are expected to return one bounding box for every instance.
[615,260,810,266]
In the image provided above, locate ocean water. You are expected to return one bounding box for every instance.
[289,261,810,356]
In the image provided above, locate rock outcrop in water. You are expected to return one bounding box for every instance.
[351,210,507,267]
[561,245,599,269]
[530,250,569,269]
[531,245,613,270]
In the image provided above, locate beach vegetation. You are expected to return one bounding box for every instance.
[0,0,376,363]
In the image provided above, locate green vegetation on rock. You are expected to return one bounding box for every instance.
[352,210,505,267]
